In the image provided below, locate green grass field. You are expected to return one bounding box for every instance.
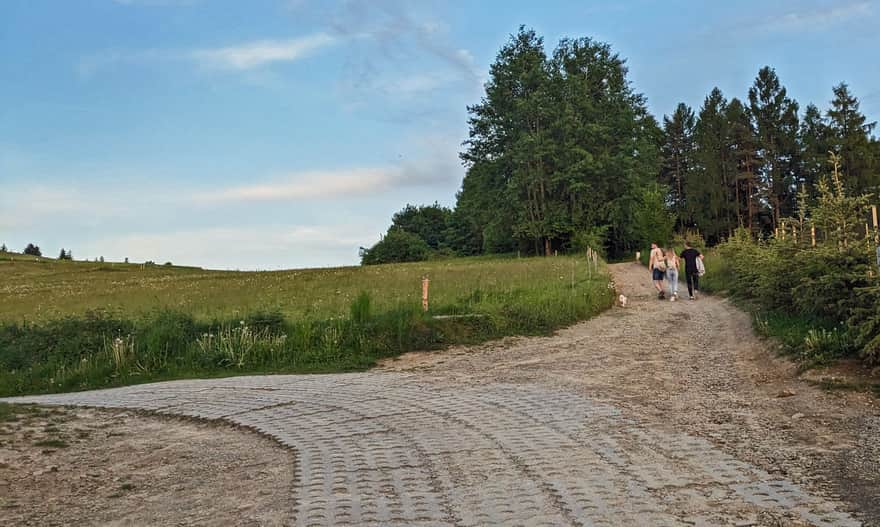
[0,251,614,396]
[1,251,605,322]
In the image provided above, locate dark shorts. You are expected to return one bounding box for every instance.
[652,269,665,281]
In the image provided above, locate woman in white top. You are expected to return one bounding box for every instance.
[665,248,679,301]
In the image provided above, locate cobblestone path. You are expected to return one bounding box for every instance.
[4,373,861,526]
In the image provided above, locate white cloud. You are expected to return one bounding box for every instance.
[196,163,456,204]
[77,33,336,77]
[190,34,336,70]
[760,1,872,31]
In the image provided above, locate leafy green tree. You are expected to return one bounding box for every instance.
[826,83,878,194]
[632,184,675,247]
[459,27,660,258]
[748,66,800,228]
[389,203,452,250]
[461,28,548,255]
[361,229,431,265]
[549,36,661,257]
[660,103,696,223]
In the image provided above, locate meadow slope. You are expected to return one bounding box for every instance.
[0,253,614,396]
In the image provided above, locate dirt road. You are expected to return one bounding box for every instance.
[2,263,878,526]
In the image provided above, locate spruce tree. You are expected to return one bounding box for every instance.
[800,103,831,197]
[748,67,800,228]
[660,103,697,225]
[691,88,736,243]
[826,83,878,194]
[726,98,762,231]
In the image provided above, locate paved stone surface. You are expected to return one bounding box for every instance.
[3,373,861,526]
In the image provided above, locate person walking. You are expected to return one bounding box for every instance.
[665,247,679,301]
[679,241,703,300]
[648,243,666,299]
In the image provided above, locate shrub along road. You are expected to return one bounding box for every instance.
[2,263,878,526]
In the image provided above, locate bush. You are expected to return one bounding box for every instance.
[136,311,200,371]
[572,226,609,257]
[361,229,431,265]
[707,225,880,367]
[23,243,42,257]
[349,292,372,325]
[244,310,286,334]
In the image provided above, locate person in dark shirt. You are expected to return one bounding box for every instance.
[679,241,703,300]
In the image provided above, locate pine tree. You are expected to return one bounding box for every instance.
[800,103,831,197]
[0,243,7,252]
[726,98,763,231]
[59,248,66,260]
[691,88,737,243]
[748,67,800,228]
[23,243,42,257]
[660,103,697,225]
[826,83,878,194]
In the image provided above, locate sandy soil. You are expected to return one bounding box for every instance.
[0,406,295,526]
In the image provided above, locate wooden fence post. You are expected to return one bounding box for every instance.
[421,277,430,312]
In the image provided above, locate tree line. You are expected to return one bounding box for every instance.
[663,73,878,244]
[362,27,878,264]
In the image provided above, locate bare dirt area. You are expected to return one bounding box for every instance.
[381,262,880,525]
[0,405,295,526]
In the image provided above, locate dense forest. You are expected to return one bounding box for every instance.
[363,27,879,263]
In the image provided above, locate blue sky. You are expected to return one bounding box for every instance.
[2,0,878,269]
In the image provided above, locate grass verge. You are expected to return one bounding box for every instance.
[0,256,615,397]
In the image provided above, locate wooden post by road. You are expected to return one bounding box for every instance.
[421,277,430,312]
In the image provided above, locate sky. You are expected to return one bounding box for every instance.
[2,0,879,270]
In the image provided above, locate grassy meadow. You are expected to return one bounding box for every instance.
[0,251,614,396]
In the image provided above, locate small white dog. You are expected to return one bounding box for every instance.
[618,294,628,308]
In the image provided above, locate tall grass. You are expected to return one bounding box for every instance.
[3,254,606,323]
[0,255,614,396]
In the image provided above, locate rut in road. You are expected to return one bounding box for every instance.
[4,263,877,526]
